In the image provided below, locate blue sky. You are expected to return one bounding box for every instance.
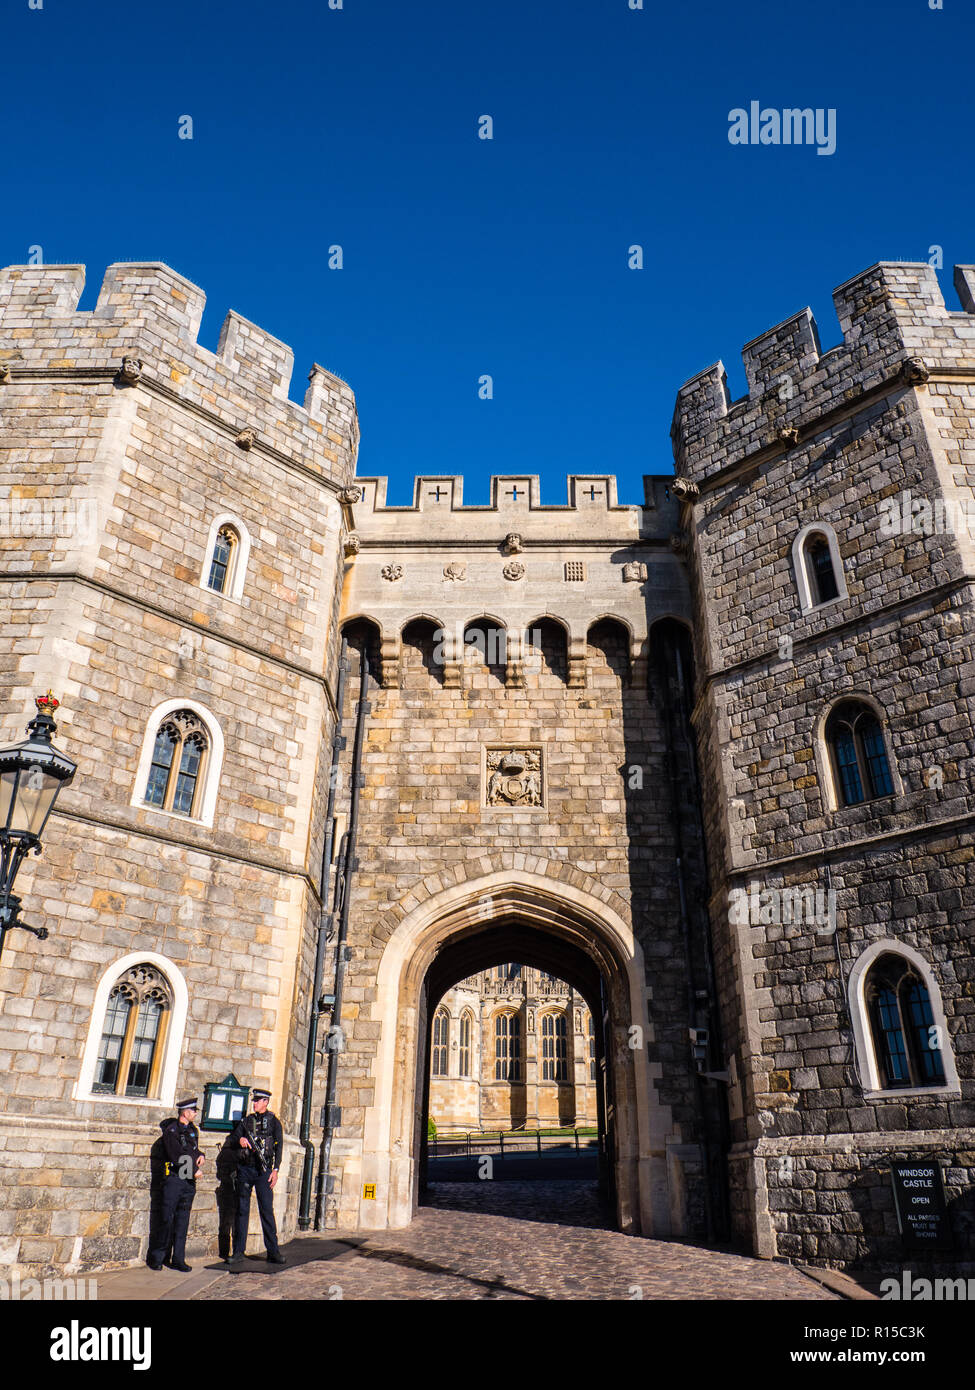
[3,0,972,504]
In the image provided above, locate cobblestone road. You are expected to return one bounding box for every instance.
[194,1182,838,1301]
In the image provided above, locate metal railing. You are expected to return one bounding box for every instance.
[428,1128,598,1159]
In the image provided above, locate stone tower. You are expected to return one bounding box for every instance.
[0,262,356,1273]
[671,260,975,1266]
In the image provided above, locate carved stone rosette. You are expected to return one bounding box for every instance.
[443,561,467,581]
[486,748,543,808]
[503,561,525,581]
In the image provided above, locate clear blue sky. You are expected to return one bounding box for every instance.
[3,0,972,504]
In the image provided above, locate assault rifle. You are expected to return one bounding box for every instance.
[239,1116,270,1175]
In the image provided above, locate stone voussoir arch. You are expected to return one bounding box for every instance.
[359,863,676,1241]
[373,854,633,945]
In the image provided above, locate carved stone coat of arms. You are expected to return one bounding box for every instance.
[486,748,543,807]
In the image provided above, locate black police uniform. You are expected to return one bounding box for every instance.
[147,1112,202,1269]
[230,1106,284,1261]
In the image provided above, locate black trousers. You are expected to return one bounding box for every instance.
[233,1165,280,1257]
[148,1176,195,1265]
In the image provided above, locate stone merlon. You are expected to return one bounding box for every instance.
[350,474,680,544]
[0,261,359,486]
[670,259,975,486]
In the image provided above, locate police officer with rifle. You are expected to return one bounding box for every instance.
[227,1087,286,1267]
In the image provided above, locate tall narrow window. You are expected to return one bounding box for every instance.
[432,1008,449,1077]
[495,1013,521,1081]
[587,1013,596,1082]
[865,954,946,1089]
[92,963,173,1098]
[825,701,895,806]
[541,1013,568,1082]
[805,533,839,605]
[792,523,847,614]
[459,1011,473,1078]
[207,525,239,594]
[142,710,210,818]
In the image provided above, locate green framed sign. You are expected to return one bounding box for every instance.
[201,1073,249,1132]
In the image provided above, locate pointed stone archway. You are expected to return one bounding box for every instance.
[355,868,683,1237]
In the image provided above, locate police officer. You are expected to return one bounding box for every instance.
[227,1088,286,1266]
[147,1096,205,1272]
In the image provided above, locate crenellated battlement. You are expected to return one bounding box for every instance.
[349,474,678,543]
[0,261,358,485]
[671,259,975,486]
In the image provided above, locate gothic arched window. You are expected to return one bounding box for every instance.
[143,709,210,818]
[92,963,173,1098]
[804,532,839,606]
[792,523,847,614]
[459,1011,474,1078]
[541,1013,568,1082]
[495,1013,521,1081]
[825,701,895,807]
[432,1008,450,1077]
[865,954,946,1089]
[587,1013,596,1082]
[207,524,240,595]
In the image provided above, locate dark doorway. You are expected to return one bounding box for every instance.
[416,920,615,1228]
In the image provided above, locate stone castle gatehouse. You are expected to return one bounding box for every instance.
[0,256,973,1277]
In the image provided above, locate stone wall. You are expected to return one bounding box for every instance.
[315,477,717,1238]
[0,262,357,1276]
[674,259,975,1267]
[428,969,598,1132]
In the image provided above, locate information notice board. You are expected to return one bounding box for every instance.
[890,1160,953,1251]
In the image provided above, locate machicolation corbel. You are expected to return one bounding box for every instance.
[778,425,801,449]
[235,428,256,451]
[117,356,143,386]
[0,365,11,385]
[900,357,930,385]
[343,533,361,557]
[669,531,689,558]
[339,486,362,505]
[671,478,700,502]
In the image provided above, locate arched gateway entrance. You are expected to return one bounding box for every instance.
[356,869,678,1237]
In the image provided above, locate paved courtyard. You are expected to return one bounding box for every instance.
[185,1181,840,1301]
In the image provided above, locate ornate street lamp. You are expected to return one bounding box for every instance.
[0,693,77,962]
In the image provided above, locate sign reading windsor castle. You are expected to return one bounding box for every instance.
[0,255,972,1278]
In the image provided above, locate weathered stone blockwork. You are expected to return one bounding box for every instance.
[674,260,975,1269]
[2,253,973,1278]
[0,263,356,1275]
[318,477,719,1240]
